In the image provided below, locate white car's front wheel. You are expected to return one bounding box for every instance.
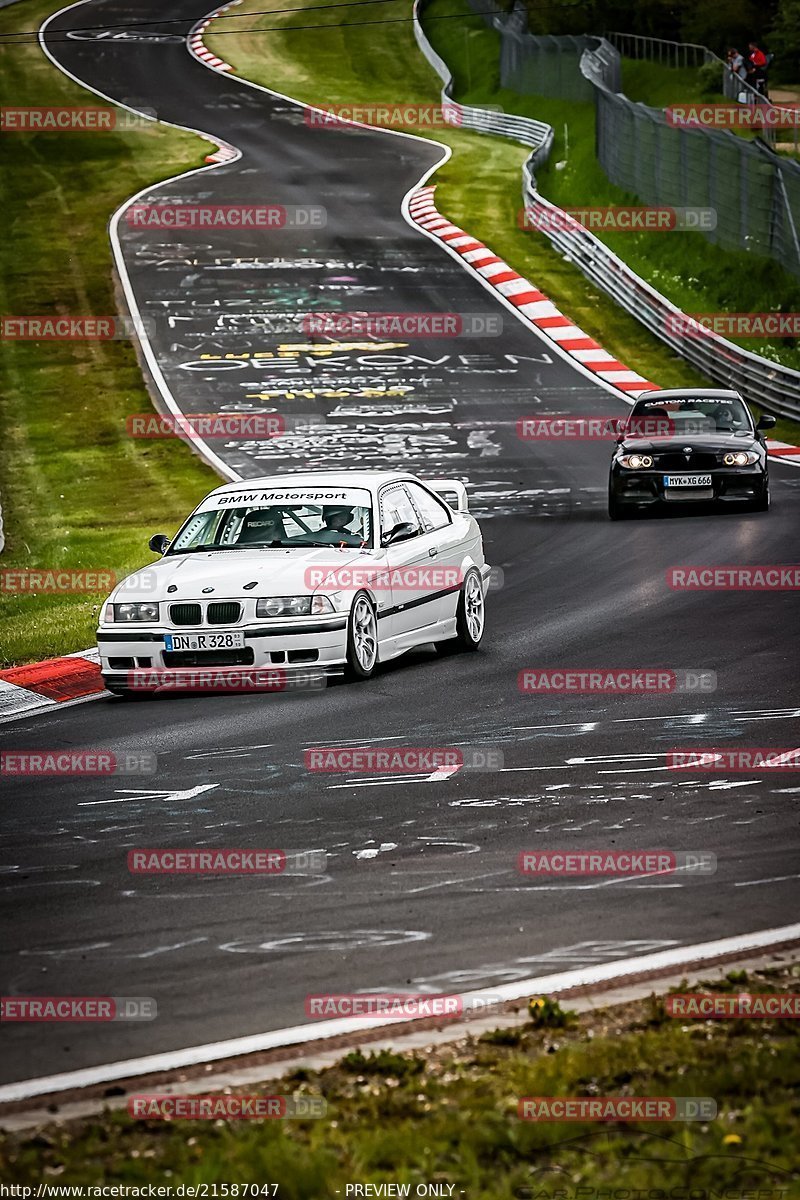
[345,591,379,680]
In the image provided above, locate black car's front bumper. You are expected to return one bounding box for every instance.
[609,466,767,509]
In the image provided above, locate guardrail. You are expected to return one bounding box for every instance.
[413,0,553,172]
[521,177,800,421]
[412,0,800,421]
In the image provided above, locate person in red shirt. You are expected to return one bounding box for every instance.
[747,42,769,96]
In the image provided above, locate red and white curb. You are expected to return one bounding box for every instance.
[765,437,800,460]
[408,185,659,396]
[188,0,238,75]
[197,131,238,164]
[408,186,800,468]
[187,4,242,162]
[0,648,103,720]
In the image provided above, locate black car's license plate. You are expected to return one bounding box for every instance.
[663,474,712,488]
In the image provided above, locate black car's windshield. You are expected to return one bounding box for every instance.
[168,501,373,554]
[627,396,752,437]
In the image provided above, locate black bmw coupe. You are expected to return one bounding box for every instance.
[608,388,775,519]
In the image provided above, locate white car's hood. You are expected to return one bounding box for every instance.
[112,547,381,602]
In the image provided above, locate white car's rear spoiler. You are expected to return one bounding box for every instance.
[427,479,469,513]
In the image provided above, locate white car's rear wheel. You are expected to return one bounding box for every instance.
[459,568,485,649]
[345,592,378,680]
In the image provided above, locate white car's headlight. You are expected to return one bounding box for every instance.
[256,595,334,618]
[111,602,160,622]
[723,451,758,466]
[618,454,654,469]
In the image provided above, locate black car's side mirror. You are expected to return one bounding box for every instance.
[756,414,777,430]
[149,533,170,555]
[381,522,417,547]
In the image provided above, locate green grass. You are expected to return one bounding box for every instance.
[207,0,800,448]
[620,58,718,107]
[0,0,219,666]
[3,964,799,1193]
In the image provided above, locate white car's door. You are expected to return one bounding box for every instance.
[404,481,468,628]
[378,483,444,646]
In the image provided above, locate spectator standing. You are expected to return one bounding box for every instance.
[747,42,769,97]
[727,47,747,79]
[727,47,748,101]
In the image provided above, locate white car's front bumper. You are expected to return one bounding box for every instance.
[97,614,349,691]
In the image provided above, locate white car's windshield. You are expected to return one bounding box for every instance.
[169,502,373,553]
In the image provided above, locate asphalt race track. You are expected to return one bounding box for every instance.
[0,0,798,1088]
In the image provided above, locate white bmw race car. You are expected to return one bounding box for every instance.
[97,472,491,694]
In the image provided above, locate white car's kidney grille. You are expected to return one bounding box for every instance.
[170,603,202,626]
[207,601,241,624]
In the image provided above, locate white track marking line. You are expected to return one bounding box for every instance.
[78,785,218,807]
[2,923,798,1104]
[735,873,800,887]
[133,937,209,958]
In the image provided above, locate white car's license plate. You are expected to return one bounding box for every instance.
[663,474,712,488]
[165,631,245,652]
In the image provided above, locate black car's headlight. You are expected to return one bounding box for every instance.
[110,602,160,622]
[256,596,334,618]
[723,451,759,466]
[618,454,654,469]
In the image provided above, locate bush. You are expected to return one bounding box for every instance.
[527,996,576,1028]
[339,1049,425,1077]
[698,60,724,96]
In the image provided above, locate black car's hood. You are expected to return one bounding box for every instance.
[619,432,759,453]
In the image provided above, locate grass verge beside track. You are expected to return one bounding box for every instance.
[208,0,800,445]
[0,0,218,666]
[2,964,798,1191]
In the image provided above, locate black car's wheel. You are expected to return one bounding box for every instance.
[608,493,632,521]
[748,479,770,512]
[345,591,379,680]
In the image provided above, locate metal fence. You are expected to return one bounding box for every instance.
[413,0,553,169]
[603,31,800,156]
[580,39,800,277]
[604,32,714,71]
[466,0,600,102]
[606,32,767,102]
[469,9,800,278]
